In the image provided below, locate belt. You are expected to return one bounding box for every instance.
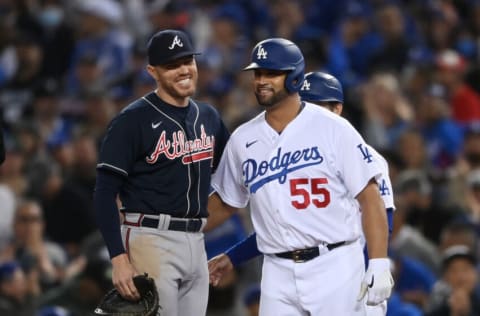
[127,216,204,232]
[274,241,346,263]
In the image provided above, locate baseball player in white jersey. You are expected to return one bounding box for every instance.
[210,38,394,315]
[300,72,395,316]
[299,71,396,246]
[208,71,395,315]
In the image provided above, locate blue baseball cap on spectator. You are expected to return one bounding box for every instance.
[441,245,477,271]
[344,1,370,19]
[243,283,261,306]
[37,306,72,316]
[147,30,200,66]
[0,261,20,283]
[211,3,248,30]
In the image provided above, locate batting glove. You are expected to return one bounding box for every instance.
[357,258,394,305]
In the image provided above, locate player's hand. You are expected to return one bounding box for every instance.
[111,253,140,301]
[208,253,233,287]
[357,258,394,305]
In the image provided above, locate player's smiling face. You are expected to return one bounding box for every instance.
[253,69,289,107]
[147,56,198,106]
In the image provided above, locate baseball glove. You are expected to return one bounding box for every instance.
[94,273,160,316]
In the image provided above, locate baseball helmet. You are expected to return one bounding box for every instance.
[243,38,305,93]
[300,72,344,103]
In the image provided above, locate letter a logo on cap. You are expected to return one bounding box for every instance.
[256,45,267,60]
[301,80,310,91]
[168,35,184,50]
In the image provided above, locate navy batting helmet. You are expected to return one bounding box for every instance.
[300,72,344,103]
[243,38,305,93]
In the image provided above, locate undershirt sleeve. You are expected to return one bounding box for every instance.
[93,168,127,259]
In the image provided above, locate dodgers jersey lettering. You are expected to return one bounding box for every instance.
[211,103,383,254]
[97,92,229,218]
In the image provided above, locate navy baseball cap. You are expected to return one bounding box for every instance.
[147,29,200,66]
[441,245,477,271]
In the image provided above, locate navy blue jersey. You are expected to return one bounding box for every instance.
[97,92,229,218]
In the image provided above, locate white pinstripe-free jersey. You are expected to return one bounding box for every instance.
[212,102,384,254]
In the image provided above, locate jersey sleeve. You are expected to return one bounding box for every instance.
[374,151,395,210]
[335,123,383,198]
[211,139,249,208]
[97,110,141,177]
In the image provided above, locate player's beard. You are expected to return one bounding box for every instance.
[170,77,197,98]
[255,88,289,108]
[155,69,198,100]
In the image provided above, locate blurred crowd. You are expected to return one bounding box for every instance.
[0,0,480,315]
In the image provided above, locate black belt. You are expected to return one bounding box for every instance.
[274,241,346,263]
[140,217,203,232]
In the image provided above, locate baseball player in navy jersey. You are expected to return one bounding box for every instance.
[209,38,394,315]
[93,29,230,316]
[209,71,395,315]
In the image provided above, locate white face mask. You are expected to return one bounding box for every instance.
[38,7,64,28]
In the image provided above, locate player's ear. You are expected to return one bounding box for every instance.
[334,104,343,115]
[146,65,158,81]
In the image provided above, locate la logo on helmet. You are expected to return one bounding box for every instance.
[168,35,184,50]
[301,80,310,91]
[256,45,268,59]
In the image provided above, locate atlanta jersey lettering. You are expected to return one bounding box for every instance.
[211,103,383,254]
[97,92,229,218]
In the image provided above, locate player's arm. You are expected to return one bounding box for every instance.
[208,233,262,286]
[204,191,238,232]
[93,169,140,301]
[356,178,394,305]
[357,178,388,259]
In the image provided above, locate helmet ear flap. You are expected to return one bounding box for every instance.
[285,68,305,93]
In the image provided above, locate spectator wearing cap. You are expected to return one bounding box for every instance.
[36,306,72,316]
[448,127,480,214]
[78,92,117,148]
[197,3,250,123]
[438,220,479,264]
[394,170,457,244]
[435,49,480,125]
[390,194,441,274]
[0,136,28,197]
[325,1,380,89]
[0,260,37,316]
[0,32,45,129]
[425,245,480,316]
[414,83,463,170]
[66,0,132,99]
[368,3,419,74]
[389,249,437,310]
[31,79,73,155]
[38,161,96,259]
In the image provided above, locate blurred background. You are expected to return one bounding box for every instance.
[0,0,480,315]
